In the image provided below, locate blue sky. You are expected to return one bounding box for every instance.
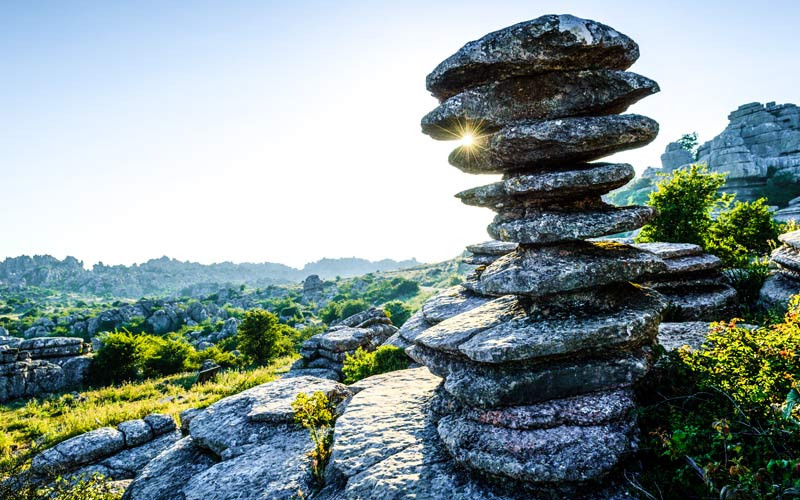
[1,0,798,268]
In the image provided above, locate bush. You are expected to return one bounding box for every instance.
[635,300,800,498]
[636,164,729,246]
[237,309,294,365]
[384,301,412,327]
[338,299,368,320]
[341,346,409,384]
[706,198,781,267]
[189,345,239,369]
[141,335,193,378]
[90,331,143,384]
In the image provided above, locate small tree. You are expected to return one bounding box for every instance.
[677,132,699,160]
[338,299,368,320]
[90,331,143,384]
[636,164,729,246]
[384,301,412,327]
[236,309,293,365]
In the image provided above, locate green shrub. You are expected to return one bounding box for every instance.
[636,164,729,246]
[292,391,335,488]
[237,309,294,365]
[141,335,193,378]
[341,346,409,384]
[90,331,143,384]
[724,256,772,321]
[384,301,412,327]
[635,300,800,498]
[338,299,368,320]
[706,198,781,267]
[0,471,122,500]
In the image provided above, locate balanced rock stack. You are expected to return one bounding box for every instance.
[289,307,397,381]
[634,242,738,320]
[760,229,800,308]
[414,15,667,494]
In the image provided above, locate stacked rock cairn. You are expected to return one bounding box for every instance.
[760,229,800,308]
[412,14,669,494]
[634,242,738,321]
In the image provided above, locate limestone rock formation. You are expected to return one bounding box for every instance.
[29,414,180,482]
[611,101,800,207]
[634,242,738,321]
[0,336,91,402]
[410,13,665,495]
[760,229,800,308]
[289,307,398,380]
[123,376,352,500]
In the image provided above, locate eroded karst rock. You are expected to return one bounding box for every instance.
[411,13,665,496]
[760,229,800,308]
[289,307,398,380]
[634,242,738,321]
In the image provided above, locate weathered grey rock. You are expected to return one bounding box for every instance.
[472,241,665,297]
[422,285,494,325]
[456,389,634,429]
[429,287,663,363]
[772,245,800,272]
[18,337,85,358]
[411,344,651,408]
[488,204,654,243]
[31,427,125,475]
[423,70,658,139]
[394,309,432,344]
[658,322,712,351]
[633,242,703,259]
[283,368,341,381]
[466,241,519,256]
[448,115,658,174]
[180,408,202,434]
[190,376,350,455]
[122,437,216,500]
[118,419,154,448]
[759,273,800,309]
[83,431,182,480]
[145,413,177,435]
[661,253,722,275]
[438,414,635,484]
[659,285,738,321]
[660,142,694,170]
[426,15,640,100]
[458,163,635,209]
[181,430,314,500]
[0,335,21,348]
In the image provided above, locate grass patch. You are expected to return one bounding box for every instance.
[0,355,296,474]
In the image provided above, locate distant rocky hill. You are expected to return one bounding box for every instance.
[610,101,800,207]
[0,254,420,298]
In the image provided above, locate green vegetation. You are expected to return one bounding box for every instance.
[383,300,412,327]
[637,300,800,497]
[0,357,294,474]
[636,164,729,247]
[90,331,240,385]
[678,131,700,160]
[292,391,335,488]
[237,309,296,365]
[341,345,409,384]
[706,198,782,267]
[0,472,123,500]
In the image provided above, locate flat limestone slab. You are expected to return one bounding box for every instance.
[457,163,635,208]
[633,242,703,259]
[772,245,800,273]
[448,114,658,174]
[661,253,721,275]
[488,205,654,244]
[416,285,663,363]
[422,70,657,139]
[759,273,800,309]
[426,14,639,100]
[466,240,518,256]
[421,285,494,325]
[660,285,738,322]
[473,241,665,297]
[779,230,800,250]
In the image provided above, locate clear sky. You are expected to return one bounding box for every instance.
[1,0,798,268]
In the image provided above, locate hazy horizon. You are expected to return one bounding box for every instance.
[3,0,799,268]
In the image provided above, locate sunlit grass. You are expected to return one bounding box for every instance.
[0,355,296,473]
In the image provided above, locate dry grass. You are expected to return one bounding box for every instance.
[0,356,296,472]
